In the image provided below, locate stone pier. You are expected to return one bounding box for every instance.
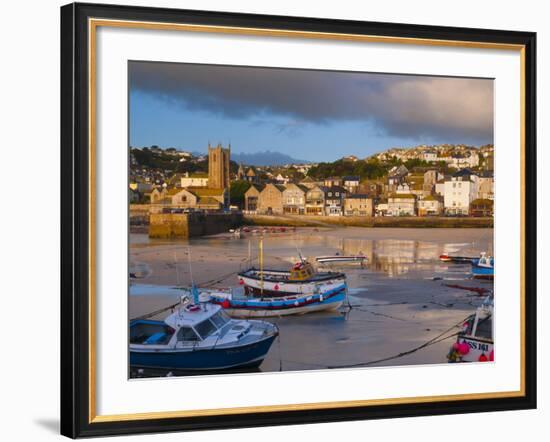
[149,212,243,239]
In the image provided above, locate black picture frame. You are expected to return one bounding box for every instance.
[61,2,537,438]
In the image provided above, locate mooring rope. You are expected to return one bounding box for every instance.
[130,302,180,321]
[324,314,471,369]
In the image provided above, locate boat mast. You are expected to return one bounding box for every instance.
[173,250,181,286]
[187,246,199,305]
[259,238,264,295]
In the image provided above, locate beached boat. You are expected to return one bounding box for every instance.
[209,240,347,317]
[208,281,347,318]
[216,260,347,317]
[471,253,494,279]
[439,254,477,263]
[447,295,494,363]
[130,292,279,371]
[316,254,367,264]
[238,259,346,297]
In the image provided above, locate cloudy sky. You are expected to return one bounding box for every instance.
[129,61,493,162]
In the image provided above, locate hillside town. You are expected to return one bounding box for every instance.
[130,143,494,218]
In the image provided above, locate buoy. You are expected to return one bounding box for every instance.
[458,342,470,355]
[479,353,488,362]
[222,299,230,308]
[489,350,494,361]
[239,279,244,285]
[274,284,279,290]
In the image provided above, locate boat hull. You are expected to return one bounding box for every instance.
[238,269,346,296]
[439,255,476,263]
[448,336,494,363]
[471,266,494,279]
[209,284,347,318]
[315,256,366,264]
[130,333,277,370]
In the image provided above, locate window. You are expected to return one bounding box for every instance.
[181,196,187,202]
[177,326,200,341]
[209,310,230,329]
[194,319,217,339]
[453,183,456,188]
[335,192,340,196]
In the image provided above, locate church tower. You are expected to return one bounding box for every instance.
[208,143,231,189]
[237,163,245,180]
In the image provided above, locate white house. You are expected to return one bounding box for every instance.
[443,169,479,215]
[435,178,446,197]
[422,151,438,162]
[449,152,480,169]
[275,173,290,185]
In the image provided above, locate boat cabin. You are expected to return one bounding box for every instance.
[130,303,232,346]
[477,252,494,268]
[289,261,316,281]
[462,305,493,341]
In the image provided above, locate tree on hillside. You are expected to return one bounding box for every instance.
[307,158,389,180]
[230,180,251,209]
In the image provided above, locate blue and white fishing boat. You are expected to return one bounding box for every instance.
[207,240,347,317]
[130,288,279,371]
[471,253,494,279]
[208,281,347,318]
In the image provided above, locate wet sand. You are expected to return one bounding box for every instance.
[130,227,493,374]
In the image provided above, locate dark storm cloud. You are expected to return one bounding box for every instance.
[129,61,493,141]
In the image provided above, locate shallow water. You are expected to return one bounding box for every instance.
[129,227,493,377]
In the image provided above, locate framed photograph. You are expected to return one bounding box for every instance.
[60,2,537,438]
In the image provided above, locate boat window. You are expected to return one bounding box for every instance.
[176,326,200,341]
[475,314,493,339]
[209,311,230,329]
[194,319,218,339]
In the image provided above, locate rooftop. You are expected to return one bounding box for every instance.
[346,194,371,199]
[421,195,441,202]
[389,193,416,199]
[326,186,347,194]
[188,187,225,197]
[246,183,265,193]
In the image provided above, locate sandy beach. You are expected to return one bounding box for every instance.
[130,227,493,375]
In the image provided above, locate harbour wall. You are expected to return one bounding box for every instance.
[149,212,243,238]
[243,214,494,228]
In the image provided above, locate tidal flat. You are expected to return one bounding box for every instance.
[129,227,494,375]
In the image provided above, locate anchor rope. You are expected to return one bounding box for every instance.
[325,314,472,369]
